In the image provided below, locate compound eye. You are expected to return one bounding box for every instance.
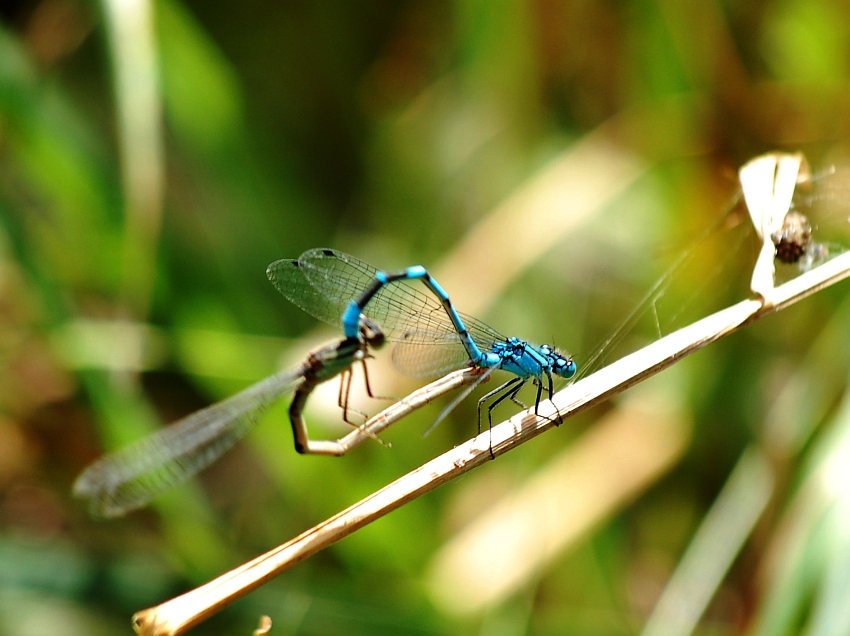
[359,317,386,349]
[368,330,386,348]
[556,357,577,378]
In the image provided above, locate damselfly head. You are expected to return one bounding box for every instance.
[540,344,576,379]
[359,315,386,349]
[558,357,577,379]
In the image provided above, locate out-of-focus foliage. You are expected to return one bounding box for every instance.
[1,0,850,634]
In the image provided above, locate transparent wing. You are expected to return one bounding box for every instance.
[391,332,475,379]
[73,364,308,518]
[266,253,351,327]
[269,247,504,348]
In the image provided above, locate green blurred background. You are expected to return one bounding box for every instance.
[2,0,850,634]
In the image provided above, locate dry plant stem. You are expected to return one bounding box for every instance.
[335,367,486,450]
[134,250,850,636]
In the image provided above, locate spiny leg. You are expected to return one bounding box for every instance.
[336,366,380,426]
[533,371,562,427]
[337,367,388,447]
[491,379,527,431]
[534,379,544,414]
[338,367,351,421]
[489,378,528,458]
[476,376,524,436]
[359,357,396,402]
[545,370,564,425]
[476,376,525,459]
[509,391,528,410]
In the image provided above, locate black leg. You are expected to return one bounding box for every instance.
[536,371,562,427]
[338,368,352,422]
[497,381,527,429]
[547,371,563,425]
[476,376,526,459]
[488,379,528,458]
[476,376,524,436]
[335,366,389,447]
[533,379,544,414]
[509,388,528,410]
[338,369,371,427]
[359,358,396,402]
[360,359,376,398]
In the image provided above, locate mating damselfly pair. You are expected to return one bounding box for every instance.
[74,249,575,517]
[73,152,850,519]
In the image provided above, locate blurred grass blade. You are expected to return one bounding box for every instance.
[433,131,646,315]
[101,0,164,318]
[641,447,773,636]
[763,293,850,456]
[751,368,850,636]
[155,0,245,155]
[806,495,850,636]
